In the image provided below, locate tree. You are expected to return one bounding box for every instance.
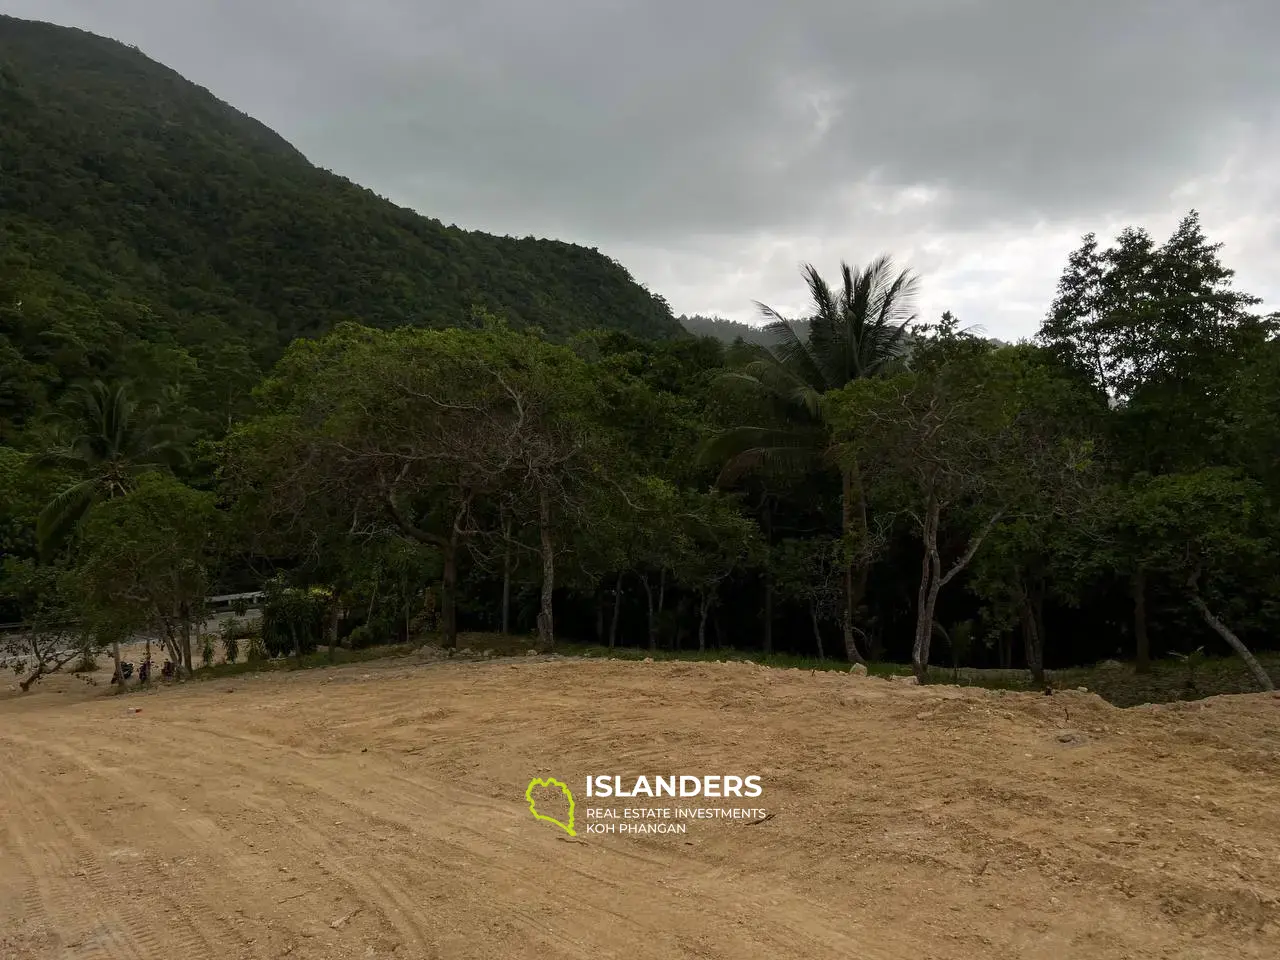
[75,474,223,678]
[772,537,842,660]
[1114,469,1275,691]
[671,491,762,652]
[706,256,918,662]
[224,320,626,650]
[0,558,94,692]
[33,380,186,556]
[830,333,1094,680]
[1040,213,1271,673]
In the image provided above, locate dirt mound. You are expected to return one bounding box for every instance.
[1,657,1277,958]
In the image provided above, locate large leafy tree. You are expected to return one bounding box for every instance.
[830,334,1095,680]
[1040,211,1273,671]
[33,380,187,556]
[75,473,223,680]
[706,256,919,663]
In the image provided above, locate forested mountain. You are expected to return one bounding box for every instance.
[0,15,682,437]
[680,314,811,345]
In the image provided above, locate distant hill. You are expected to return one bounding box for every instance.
[0,15,683,435]
[680,314,811,347]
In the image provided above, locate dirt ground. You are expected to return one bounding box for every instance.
[1,654,1278,959]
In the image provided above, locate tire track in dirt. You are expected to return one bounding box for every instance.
[0,763,122,959]
[0,759,215,960]
[4,728,434,958]
[141,703,914,958]
[54,708,895,958]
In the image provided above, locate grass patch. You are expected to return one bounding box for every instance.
[173,626,1277,709]
[557,642,1279,707]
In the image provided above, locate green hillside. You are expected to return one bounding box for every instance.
[0,15,683,437]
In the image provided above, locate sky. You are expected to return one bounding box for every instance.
[4,1,1279,340]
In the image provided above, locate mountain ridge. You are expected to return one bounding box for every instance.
[0,14,685,435]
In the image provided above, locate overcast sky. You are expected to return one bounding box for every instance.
[5,1,1279,339]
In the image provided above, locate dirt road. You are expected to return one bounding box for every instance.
[2,656,1278,959]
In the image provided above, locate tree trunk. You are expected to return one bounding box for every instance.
[911,501,942,681]
[112,640,123,688]
[1188,578,1274,691]
[763,576,774,655]
[641,574,657,651]
[1032,584,1047,656]
[537,489,555,649]
[913,500,1000,681]
[144,634,152,684]
[810,600,825,661]
[291,623,302,667]
[761,502,774,655]
[441,542,458,649]
[840,463,869,664]
[1022,595,1044,687]
[326,597,340,662]
[501,561,511,635]
[501,515,512,635]
[1132,567,1150,673]
[698,593,712,652]
[609,574,622,649]
[181,606,194,677]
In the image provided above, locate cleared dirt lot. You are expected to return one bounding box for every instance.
[2,655,1279,959]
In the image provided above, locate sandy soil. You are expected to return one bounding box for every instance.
[1,654,1278,959]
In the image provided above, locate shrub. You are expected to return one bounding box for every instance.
[346,624,373,649]
[74,642,98,673]
[200,634,215,668]
[246,635,268,663]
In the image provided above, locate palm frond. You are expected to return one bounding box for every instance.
[702,425,827,486]
[28,450,91,473]
[36,480,99,557]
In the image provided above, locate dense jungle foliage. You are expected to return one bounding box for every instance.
[2,17,1278,693]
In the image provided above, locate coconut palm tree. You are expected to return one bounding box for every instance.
[704,255,919,663]
[34,380,188,557]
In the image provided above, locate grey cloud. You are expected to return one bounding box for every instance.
[3,0,1278,334]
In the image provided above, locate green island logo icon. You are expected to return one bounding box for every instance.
[525,776,577,837]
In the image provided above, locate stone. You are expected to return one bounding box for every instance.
[849,663,869,677]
